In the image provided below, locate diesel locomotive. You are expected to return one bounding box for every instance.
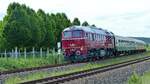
[61,26,146,62]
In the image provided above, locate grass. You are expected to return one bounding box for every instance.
[128,71,150,84]
[0,51,65,71]
[4,51,150,84]
[146,45,150,51]
[141,71,150,84]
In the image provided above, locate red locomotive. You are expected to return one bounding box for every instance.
[61,26,146,62]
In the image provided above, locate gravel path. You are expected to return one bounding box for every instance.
[61,60,150,84]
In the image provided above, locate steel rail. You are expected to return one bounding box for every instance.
[0,62,77,75]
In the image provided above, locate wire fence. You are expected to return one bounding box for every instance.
[0,42,62,59]
[0,47,54,59]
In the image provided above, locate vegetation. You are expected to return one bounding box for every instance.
[72,17,80,26]
[4,52,150,84]
[0,2,95,51]
[82,21,89,26]
[132,37,150,44]
[128,71,150,84]
[146,44,150,51]
[0,51,64,71]
[128,72,142,84]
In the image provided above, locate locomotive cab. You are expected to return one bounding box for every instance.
[62,28,87,62]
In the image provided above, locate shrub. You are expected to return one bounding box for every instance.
[128,72,142,84]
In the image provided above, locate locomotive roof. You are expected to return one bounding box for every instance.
[63,26,114,36]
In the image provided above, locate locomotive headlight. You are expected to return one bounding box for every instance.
[80,47,83,51]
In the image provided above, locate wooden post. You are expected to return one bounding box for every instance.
[15,47,18,59]
[57,42,61,54]
[32,47,35,58]
[4,49,7,58]
[46,48,49,57]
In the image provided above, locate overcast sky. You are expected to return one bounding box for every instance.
[0,0,150,37]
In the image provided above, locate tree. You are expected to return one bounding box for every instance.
[3,2,43,49]
[72,17,80,26]
[2,2,87,50]
[91,24,96,27]
[82,21,89,26]
[37,9,55,48]
[0,21,5,50]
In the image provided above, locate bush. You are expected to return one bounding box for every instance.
[128,72,142,84]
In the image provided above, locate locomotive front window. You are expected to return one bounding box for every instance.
[64,31,72,38]
[72,31,82,37]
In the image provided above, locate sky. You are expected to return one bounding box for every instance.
[0,0,150,37]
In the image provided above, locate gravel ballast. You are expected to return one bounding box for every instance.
[61,60,150,84]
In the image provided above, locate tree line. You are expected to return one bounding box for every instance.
[0,2,96,51]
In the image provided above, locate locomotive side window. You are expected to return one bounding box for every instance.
[86,33,88,38]
[100,35,102,41]
[64,31,72,38]
[92,34,95,41]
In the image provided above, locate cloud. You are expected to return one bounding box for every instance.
[92,11,150,37]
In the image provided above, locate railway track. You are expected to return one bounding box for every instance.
[20,56,150,84]
[0,62,78,75]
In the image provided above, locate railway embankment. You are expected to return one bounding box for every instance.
[1,52,150,84]
[61,59,150,84]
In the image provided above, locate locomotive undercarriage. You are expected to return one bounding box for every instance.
[65,48,115,62]
[65,48,146,62]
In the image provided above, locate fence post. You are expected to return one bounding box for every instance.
[46,48,49,57]
[4,49,7,58]
[40,48,42,58]
[15,47,18,59]
[57,42,61,54]
[24,48,26,59]
[32,47,35,58]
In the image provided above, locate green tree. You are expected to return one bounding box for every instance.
[0,21,2,34]
[37,9,55,48]
[3,2,43,49]
[91,24,96,27]
[72,17,80,26]
[82,21,89,26]
[0,21,4,50]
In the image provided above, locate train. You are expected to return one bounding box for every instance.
[61,26,146,62]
